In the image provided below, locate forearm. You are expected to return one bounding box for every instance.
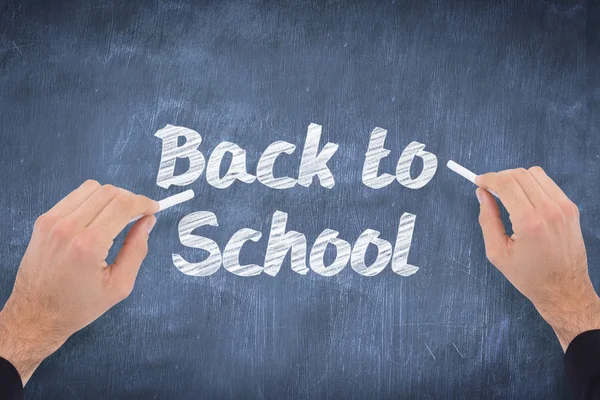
[0,307,63,385]
[534,285,600,352]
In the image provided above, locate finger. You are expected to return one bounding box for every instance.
[528,166,572,205]
[88,191,159,240]
[477,188,510,268]
[475,170,534,217]
[108,215,156,300]
[63,184,123,231]
[45,180,101,219]
[511,168,554,210]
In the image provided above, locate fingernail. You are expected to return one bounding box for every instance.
[146,217,156,234]
[476,189,483,204]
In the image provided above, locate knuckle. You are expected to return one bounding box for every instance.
[528,166,545,175]
[514,168,531,182]
[50,220,75,241]
[561,200,579,217]
[115,193,135,210]
[570,202,580,216]
[515,167,528,176]
[545,206,564,223]
[101,184,119,196]
[34,213,58,233]
[523,215,543,232]
[71,235,92,254]
[82,179,101,190]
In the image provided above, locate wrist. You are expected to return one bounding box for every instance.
[0,305,65,384]
[535,288,600,352]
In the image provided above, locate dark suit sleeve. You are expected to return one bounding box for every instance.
[0,357,23,400]
[565,330,600,400]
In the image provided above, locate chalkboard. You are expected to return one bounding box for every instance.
[1,0,598,398]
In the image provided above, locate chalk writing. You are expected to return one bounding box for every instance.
[156,123,435,277]
[173,211,417,277]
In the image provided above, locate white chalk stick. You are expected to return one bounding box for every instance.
[446,160,498,198]
[129,189,195,224]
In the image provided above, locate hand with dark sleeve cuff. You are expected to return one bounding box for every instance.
[475,167,600,399]
[0,181,158,397]
[0,357,22,400]
[565,330,600,400]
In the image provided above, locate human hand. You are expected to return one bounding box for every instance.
[475,167,600,351]
[0,180,159,383]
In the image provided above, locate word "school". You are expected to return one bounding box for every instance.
[173,211,418,277]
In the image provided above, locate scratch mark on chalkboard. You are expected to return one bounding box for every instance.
[113,116,136,159]
[452,342,465,358]
[424,343,436,361]
[457,268,483,283]
[467,141,473,161]
[75,4,114,11]
[271,294,275,355]
[257,386,265,400]
[389,351,412,366]
[139,269,154,284]
[395,322,476,329]
[0,42,34,53]
[11,42,21,55]
[316,372,327,385]
[258,325,299,330]
[135,114,148,132]
[64,383,81,400]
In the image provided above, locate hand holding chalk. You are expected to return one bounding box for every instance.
[0,180,179,383]
[129,189,195,223]
[446,160,498,198]
[469,166,600,351]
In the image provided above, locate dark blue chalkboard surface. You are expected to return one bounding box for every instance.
[1,0,598,398]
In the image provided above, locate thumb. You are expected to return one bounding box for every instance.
[476,188,509,268]
[109,215,156,300]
